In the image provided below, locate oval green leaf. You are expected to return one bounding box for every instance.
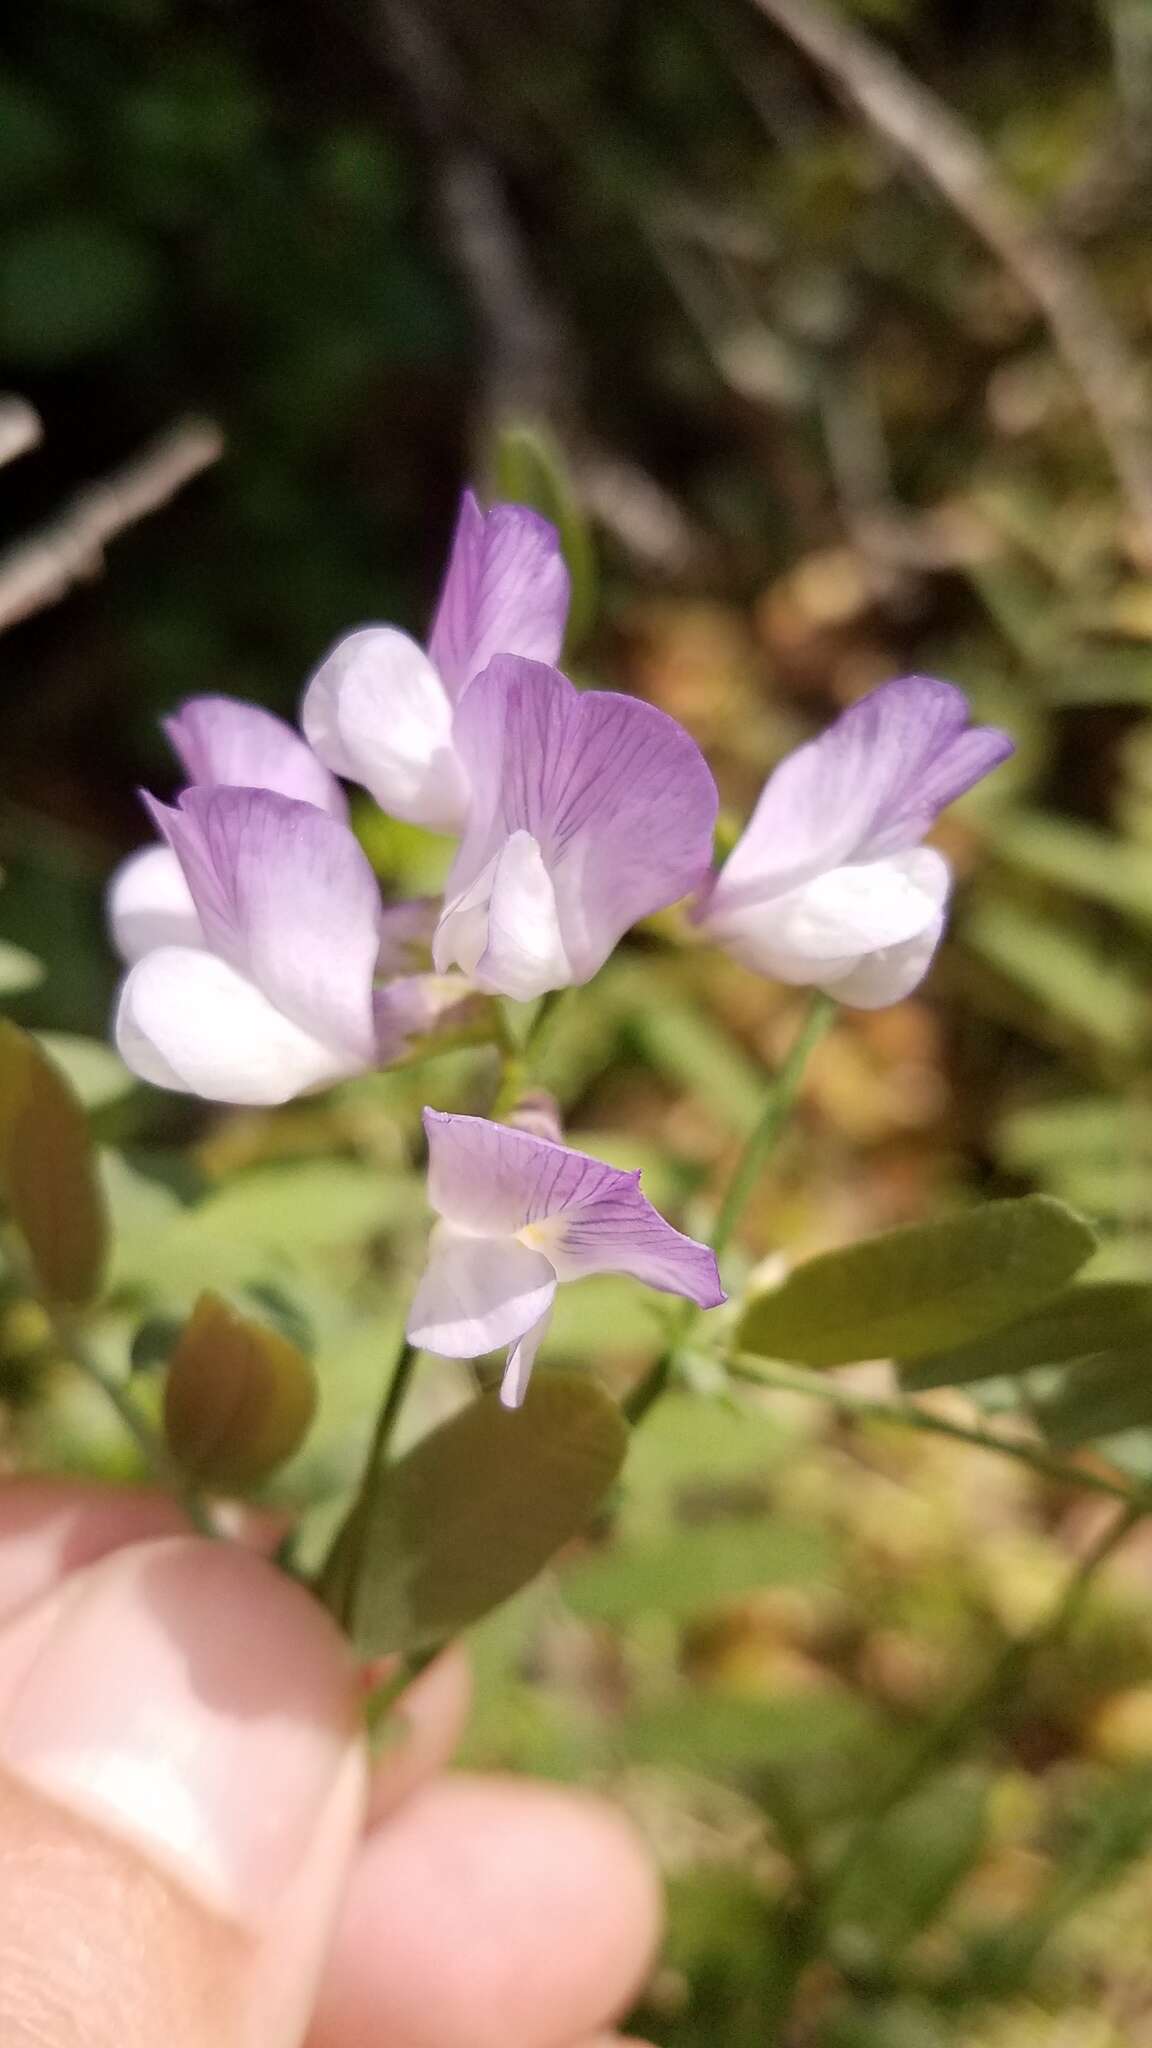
[345,1372,628,1657]
[1035,1348,1152,1449]
[900,1280,1152,1391]
[0,1018,108,1308]
[738,1196,1098,1369]
[163,1291,318,1488]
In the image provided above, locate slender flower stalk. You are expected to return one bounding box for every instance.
[709,991,837,1262]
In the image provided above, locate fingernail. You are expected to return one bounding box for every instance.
[0,1535,362,1923]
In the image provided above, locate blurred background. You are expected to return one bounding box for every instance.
[9,1,1152,2041]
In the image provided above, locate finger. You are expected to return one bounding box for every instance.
[0,1477,288,1626]
[366,1649,473,1826]
[307,1772,662,2048]
[0,1534,367,2048]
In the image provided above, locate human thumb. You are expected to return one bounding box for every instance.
[0,1534,366,2048]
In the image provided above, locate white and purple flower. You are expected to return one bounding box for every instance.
[114,786,430,1104]
[108,694,346,964]
[407,1110,725,1407]
[697,676,1013,1008]
[432,655,719,1001]
[301,492,571,833]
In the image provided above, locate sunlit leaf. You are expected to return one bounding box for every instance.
[0,1019,108,1308]
[901,1281,1152,1390]
[0,942,44,995]
[738,1197,1097,1368]
[163,1290,318,1487]
[343,1373,628,1656]
[34,1034,134,1110]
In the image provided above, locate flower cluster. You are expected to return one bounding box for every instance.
[107,489,1013,1401]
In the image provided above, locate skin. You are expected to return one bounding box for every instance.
[0,1481,659,2048]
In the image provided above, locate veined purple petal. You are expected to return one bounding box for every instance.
[406,1225,557,1357]
[427,491,570,700]
[706,677,1012,919]
[423,1111,724,1307]
[107,844,204,963]
[301,626,470,833]
[164,695,347,818]
[147,788,380,1063]
[434,657,718,992]
[115,946,362,1104]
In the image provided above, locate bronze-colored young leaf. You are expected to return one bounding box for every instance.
[0,1018,108,1309]
[345,1372,629,1657]
[738,1196,1097,1369]
[163,1291,318,1488]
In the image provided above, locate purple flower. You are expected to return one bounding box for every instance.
[300,492,571,834]
[108,694,346,963]
[697,677,1013,1007]
[407,1111,725,1407]
[115,788,386,1104]
[432,656,719,1001]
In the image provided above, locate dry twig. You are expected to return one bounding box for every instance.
[745,0,1152,552]
[0,399,43,474]
[0,416,224,634]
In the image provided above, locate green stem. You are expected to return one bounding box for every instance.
[318,1340,419,1628]
[710,992,835,1262]
[725,1351,1145,1504]
[51,1304,219,1539]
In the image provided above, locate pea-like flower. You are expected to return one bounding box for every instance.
[108,694,346,964]
[408,1111,726,1407]
[115,787,395,1104]
[432,656,719,1001]
[301,491,571,833]
[697,676,1013,1007]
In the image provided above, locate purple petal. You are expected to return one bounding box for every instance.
[148,788,380,1063]
[376,897,440,975]
[164,695,347,818]
[372,973,489,1064]
[407,1226,557,1357]
[706,677,1012,918]
[423,1111,725,1308]
[436,658,718,989]
[427,491,571,700]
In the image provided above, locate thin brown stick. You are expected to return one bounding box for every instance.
[0,416,224,633]
[744,0,1152,550]
[0,398,43,473]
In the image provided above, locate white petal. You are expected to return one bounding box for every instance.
[434,830,572,1002]
[501,1308,553,1408]
[301,626,470,832]
[709,848,949,983]
[821,912,946,1008]
[406,1224,557,1357]
[115,947,362,1105]
[107,846,204,963]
